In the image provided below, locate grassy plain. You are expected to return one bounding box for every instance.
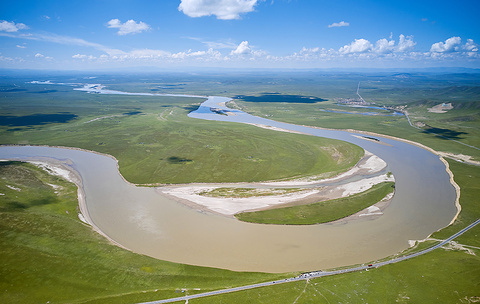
[235,182,395,225]
[1,70,479,303]
[0,77,363,184]
[0,161,287,304]
[189,160,480,304]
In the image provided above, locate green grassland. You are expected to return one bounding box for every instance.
[229,72,480,161]
[198,187,304,198]
[0,161,287,304]
[0,80,363,184]
[1,160,478,304]
[235,182,395,225]
[188,160,480,304]
[1,71,479,303]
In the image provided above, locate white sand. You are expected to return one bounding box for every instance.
[161,186,320,216]
[337,173,394,197]
[160,150,394,216]
[30,161,78,184]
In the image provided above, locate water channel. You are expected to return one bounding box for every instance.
[0,93,458,273]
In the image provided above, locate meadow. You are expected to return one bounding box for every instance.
[235,182,395,225]
[0,75,363,184]
[0,70,479,303]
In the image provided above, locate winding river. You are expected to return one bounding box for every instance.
[0,90,458,273]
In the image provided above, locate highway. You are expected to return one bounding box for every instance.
[139,218,480,304]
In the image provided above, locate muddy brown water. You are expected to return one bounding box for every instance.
[0,96,457,273]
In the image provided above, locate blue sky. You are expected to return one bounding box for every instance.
[1,0,479,70]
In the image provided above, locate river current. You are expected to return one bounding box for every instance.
[0,92,458,273]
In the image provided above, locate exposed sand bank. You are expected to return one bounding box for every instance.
[160,150,394,217]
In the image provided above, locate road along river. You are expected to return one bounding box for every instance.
[0,90,458,273]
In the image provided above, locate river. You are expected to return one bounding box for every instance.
[0,93,458,273]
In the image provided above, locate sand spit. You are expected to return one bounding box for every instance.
[160,150,393,217]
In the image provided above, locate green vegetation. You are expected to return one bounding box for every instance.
[187,160,480,304]
[0,161,287,304]
[0,80,363,184]
[198,187,304,198]
[1,71,479,303]
[235,182,395,225]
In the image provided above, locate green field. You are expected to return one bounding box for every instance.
[0,161,287,304]
[235,182,395,225]
[0,79,363,185]
[190,160,480,304]
[1,71,479,303]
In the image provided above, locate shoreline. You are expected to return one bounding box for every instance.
[0,107,461,246]
[160,151,394,217]
[1,152,130,251]
[289,124,462,227]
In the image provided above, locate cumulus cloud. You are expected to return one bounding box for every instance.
[373,35,416,54]
[464,39,478,52]
[230,41,252,55]
[0,20,29,32]
[328,21,349,28]
[34,53,53,60]
[72,54,96,60]
[178,0,258,20]
[339,39,373,54]
[374,38,395,54]
[396,34,416,52]
[16,44,26,49]
[106,19,151,35]
[430,37,462,53]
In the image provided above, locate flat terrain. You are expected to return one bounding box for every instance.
[0,161,287,304]
[1,70,479,303]
[0,77,363,184]
[235,182,395,225]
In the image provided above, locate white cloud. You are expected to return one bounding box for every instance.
[34,53,53,60]
[430,37,462,53]
[396,34,416,52]
[328,21,349,28]
[374,38,395,54]
[0,20,29,32]
[72,54,87,59]
[373,35,416,54]
[339,39,373,54]
[106,19,151,35]
[5,32,126,56]
[464,39,478,52]
[231,41,252,55]
[178,0,258,20]
[72,54,96,60]
[16,44,26,49]
[187,37,237,49]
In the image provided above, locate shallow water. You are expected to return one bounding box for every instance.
[0,95,457,273]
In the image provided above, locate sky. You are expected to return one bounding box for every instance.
[0,0,479,70]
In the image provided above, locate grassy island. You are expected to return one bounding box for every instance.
[235,182,395,225]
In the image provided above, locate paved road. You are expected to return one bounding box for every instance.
[139,218,480,304]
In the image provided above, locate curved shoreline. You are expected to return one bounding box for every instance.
[23,157,130,250]
[0,85,461,272]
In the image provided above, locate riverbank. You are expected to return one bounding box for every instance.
[160,150,394,217]
[8,155,131,251]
